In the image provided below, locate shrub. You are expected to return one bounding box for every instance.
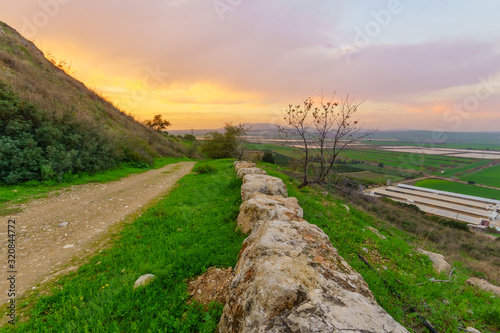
[184,134,196,141]
[195,164,217,174]
[262,152,275,164]
[0,83,119,183]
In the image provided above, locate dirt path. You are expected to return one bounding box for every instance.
[1,161,196,305]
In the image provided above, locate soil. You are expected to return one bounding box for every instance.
[188,267,235,307]
[1,162,196,305]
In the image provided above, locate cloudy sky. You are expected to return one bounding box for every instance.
[1,0,500,131]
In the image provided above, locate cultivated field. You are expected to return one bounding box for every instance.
[459,163,500,188]
[415,179,500,200]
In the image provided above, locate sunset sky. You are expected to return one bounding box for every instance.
[1,0,500,131]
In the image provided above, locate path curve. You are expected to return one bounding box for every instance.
[1,161,196,305]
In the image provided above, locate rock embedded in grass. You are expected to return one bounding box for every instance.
[133,274,155,289]
[367,226,387,240]
[417,249,451,274]
[466,277,500,296]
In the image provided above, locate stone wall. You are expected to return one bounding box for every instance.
[218,161,409,332]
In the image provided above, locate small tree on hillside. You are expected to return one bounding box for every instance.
[278,93,376,188]
[202,123,251,160]
[144,114,171,132]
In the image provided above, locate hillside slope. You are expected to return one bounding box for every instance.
[0,21,184,184]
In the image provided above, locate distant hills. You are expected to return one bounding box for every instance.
[0,21,185,184]
[170,123,500,149]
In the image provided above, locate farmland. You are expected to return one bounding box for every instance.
[415,179,500,200]
[246,142,490,186]
[459,163,500,188]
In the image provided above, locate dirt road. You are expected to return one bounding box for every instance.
[1,161,196,305]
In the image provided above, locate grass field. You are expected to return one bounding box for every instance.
[340,171,404,183]
[439,159,493,178]
[459,163,500,188]
[3,159,245,332]
[0,157,191,216]
[415,179,500,200]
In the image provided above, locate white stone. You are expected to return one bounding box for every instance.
[466,277,500,297]
[367,226,387,240]
[237,193,303,233]
[133,274,155,289]
[417,249,451,274]
[236,167,267,179]
[240,175,288,201]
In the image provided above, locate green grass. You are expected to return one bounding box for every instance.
[0,157,190,215]
[259,162,500,332]
[3,159,245,332]
[438,159,493,178]
[340,171,404,183]
[415,179,500,200]
[459,164,500,188]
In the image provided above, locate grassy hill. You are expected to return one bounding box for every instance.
[0,21,185,184]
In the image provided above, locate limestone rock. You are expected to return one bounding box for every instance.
[464,327,482,333]
[188,267,234,307]
[466,277,500,296]
[367,226,387,240]
[241,175,288,201]
[237,193,303,233]
[219,219,408,333]
[237,167,267,179]
[234,161,256,172]
[133,274,155,289]
[417,249,451,274]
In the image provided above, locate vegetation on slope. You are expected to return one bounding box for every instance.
[0,22,185,184]
[260,163,500,332]
[3,160,245,332]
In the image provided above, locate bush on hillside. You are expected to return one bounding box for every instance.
[0,83,120,184]
[261,152,275,164]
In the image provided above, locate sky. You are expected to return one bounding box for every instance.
[1,0,500,131]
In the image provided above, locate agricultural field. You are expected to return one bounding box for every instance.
[459,163,500,188]
[247,142,491,186]
[338,171,404,183]
[366,131,500,151]
[415,179,500,200]
[439,159,493,178]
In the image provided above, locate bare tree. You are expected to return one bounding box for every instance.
[231,123,252,161]
[278,93,376,188]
